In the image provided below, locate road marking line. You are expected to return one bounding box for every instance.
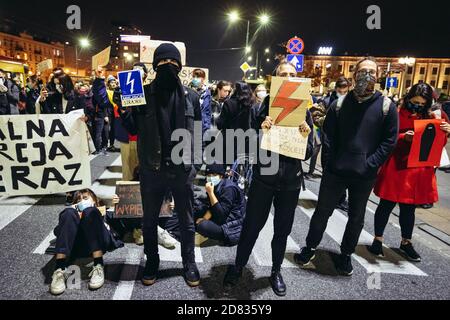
[33,231,55,254]
[299,189,427,276]
[112,246,143,301]
[252,214,300,268]
[0,197,40,231]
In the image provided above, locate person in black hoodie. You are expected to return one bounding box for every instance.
[295,57,399,276]
[223,61,314,297]
[120,44,202,288]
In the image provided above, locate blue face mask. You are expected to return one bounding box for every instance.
[192,78,201,88]
[406,101,425,114]
[207,175,221,187]
[76,199,94,212]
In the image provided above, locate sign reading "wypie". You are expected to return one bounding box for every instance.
[0,113,91,196]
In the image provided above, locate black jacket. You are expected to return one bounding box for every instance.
[216,97,253,131]
[40,82,75,114]
[92,78,113,119]
[120,82,202,172]
[251,95,314,191]
[322,91,399,179]
[0,79,10,115]
[25,87,40,114]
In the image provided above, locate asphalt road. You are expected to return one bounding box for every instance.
[0,153,449,300]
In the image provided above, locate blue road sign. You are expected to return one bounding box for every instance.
[287,54,304,73]
[387,77,399,89]
[286,37,305,55]
[118,70,146,107]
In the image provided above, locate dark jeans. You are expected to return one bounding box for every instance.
[108,115,116,147]
[374,199,416,240]
[54,207,112,258]
[197,220,225,242]
[235,178,300,271]
[305,170,376,255]
[140,165,196,264]
[94,118,105,151]
[308,142,322,175]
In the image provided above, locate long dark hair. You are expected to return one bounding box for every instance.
[232,81,254,108]
[403,83,434,118]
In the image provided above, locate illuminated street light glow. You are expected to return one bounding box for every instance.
[399,57,416,65]
[79,38,90,48]
[245,46,252,53]
[248,56,253,61]
[228,11,240,23]
[259,14,270,25]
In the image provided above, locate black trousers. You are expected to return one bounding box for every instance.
[308,141,322,175]
[140,166,196,264]
[197,220,225,242]
[374,199,416,240]
[305,170,376,255]
[235,178,300,271]
[54,207,111,258]
[94,118,105,151]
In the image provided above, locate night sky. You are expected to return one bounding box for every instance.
[1,0,450,80]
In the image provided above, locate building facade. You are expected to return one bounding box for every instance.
[301,55,450,96]
[0,32,66,75]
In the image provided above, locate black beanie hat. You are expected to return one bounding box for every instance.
[153,43,182,71]
[205,164,226,176]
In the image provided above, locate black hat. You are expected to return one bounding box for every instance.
[205,164,226,176]
[153,43,182,71]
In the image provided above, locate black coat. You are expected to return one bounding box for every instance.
[216,97,253,131]
[120,82,202,172]
[40,82,75,114]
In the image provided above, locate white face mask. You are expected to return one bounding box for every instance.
[76,198,95,212]
[206,175,221,187]
[257,91,268,100]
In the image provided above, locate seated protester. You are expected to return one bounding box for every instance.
[194,164,246,246]
[50,189,123,296]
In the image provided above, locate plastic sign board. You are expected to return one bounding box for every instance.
[286,37,305,55]
[118,70,146,107]
[287,54,304,72]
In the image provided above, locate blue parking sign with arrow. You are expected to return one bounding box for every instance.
[386,77,399,88]
[287,54,304,73]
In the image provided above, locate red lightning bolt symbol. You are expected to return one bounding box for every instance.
[272,81,302,124]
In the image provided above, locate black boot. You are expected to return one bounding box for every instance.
[223,265,243,289]
[142,255,160,286]
[269,269,286,297]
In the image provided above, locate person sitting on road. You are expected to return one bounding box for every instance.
[194,164,246,246]
[50,189,124,296]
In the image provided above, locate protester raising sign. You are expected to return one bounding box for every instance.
[261,77,312,160]
[0,114,91,196]
[92,46,111,70]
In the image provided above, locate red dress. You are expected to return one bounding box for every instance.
[374,107,447,205]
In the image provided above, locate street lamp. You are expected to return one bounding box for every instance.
[75,37,90,76]
[245,46,252,53]
[259,14,271,26]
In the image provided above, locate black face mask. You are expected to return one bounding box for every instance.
[155,63,180,90]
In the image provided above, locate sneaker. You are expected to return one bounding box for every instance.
[142,255,159,286]
[133,228,144,246]
[294,247,316,268]
[88,264,105,290]
[336,254,353,276]
[158,226,177,249]
[400,242,421,262]
[269,270,286,297]
[183,262,200,287]
[420,204,433,210]
[368,239,385,257]
[223,265,242,289]
[50,268,67,295]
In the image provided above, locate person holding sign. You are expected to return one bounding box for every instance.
[50,189,123,295]
[369,83,449,262]
[120,43,202,288]
[295,57,399,276]
[223,61,314,297]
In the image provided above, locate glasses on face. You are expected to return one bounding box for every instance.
[356,69,377,77]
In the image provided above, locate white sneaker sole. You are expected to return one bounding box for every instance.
[399,248,421,262]
[50,286,66,296]
[88,280,104,290]
[297,254,316,269]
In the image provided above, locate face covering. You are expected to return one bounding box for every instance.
[207,175,221,187]
[76,199,94,212]
[155,63,180,90]
[192,78,201,88]
[405,101,426,114]
[257,91,268,100]
[353,72,376,100]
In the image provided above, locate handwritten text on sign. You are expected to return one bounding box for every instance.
[0,114,91,196]
[260,125,308,160]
